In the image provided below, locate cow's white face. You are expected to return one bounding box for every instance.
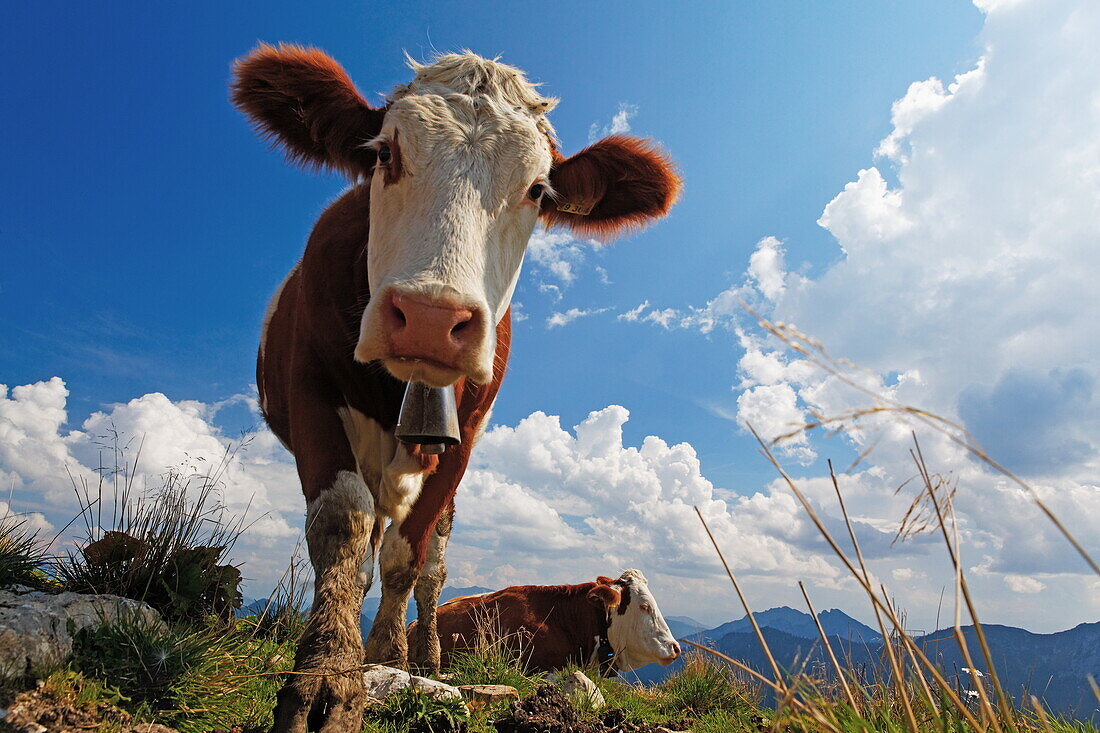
[234,46,681,388]
[605,569,681,671]
[353,82,555,387]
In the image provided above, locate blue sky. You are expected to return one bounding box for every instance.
[2,1,982,488]
[4,1,1097,632]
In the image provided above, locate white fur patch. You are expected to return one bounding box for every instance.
[337,407,428,522]
[305,469,376,588]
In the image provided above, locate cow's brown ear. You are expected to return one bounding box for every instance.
[587,584,621,609]
[595,576,614,585]
[231,43,386,177]
[542,135,681,240]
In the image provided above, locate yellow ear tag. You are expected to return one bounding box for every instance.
[557,201,594,216]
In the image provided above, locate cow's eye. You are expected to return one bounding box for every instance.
[377,145,392,165]
[527,183,545,201]
[640,603,652,614]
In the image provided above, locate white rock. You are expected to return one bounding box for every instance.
[361,664,413,699]
[559,670,605,710]
[0,590,162,682]
[361,664,467,707]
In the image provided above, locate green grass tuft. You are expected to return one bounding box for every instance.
[55,447,247,624]
[70,611,293,732]
[367,686,471,733]
[0,513,52,590]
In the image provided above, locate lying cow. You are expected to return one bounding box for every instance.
[414,569,682,674]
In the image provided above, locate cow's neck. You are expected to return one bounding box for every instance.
[546,583,609,667]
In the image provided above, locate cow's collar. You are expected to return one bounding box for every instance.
[595,611,617,677]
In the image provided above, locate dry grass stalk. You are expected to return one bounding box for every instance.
[825,461,920,730]
[911,440,1015,732]
[743,431,986,730]
[798,580,860,712]
[693,506,785,688]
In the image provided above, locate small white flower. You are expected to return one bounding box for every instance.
[962,667,984,678]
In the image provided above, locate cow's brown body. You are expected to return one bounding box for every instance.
[415,583,611,673]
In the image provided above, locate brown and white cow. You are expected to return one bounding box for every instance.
[417,570,681,674]
[231,45,679,731]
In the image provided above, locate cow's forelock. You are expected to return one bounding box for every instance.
[354,54,555,385]
[606,570,680,672]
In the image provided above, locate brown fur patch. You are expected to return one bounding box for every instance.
[616,583,632,616]
[542,135,681,240]
[231,43,387,177]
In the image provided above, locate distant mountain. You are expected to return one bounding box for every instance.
[691,606,881,644]
[638,608,1100,718]
[665,615,708,639]
[916,622,1100,717]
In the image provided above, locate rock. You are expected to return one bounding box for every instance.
[558,670,605,710]
[360,664,467,709]
[0,590,163,682]
[458,683,520,707]
[410,674,465,701]
[361,664,415,699]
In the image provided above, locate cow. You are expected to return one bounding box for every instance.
[231,45,680,731]
[414,569,682,675]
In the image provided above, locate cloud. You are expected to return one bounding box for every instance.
[0,377,301,591]
[589,103,639,143]
[526,227,589,285]
[2,378,888,622]
[547,307,609,329]
[957,368,1096,475]
[448,406,854,595]
[1004,574,1045,594]
[613,238,788,333]
[746,236,788,302]
[735,383,815,464]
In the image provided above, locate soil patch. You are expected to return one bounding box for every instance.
[494,685,690,733]
[4,680,177,733]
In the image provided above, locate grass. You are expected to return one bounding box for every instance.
[0,512,52,590]
[442,608,545,699]
[584,653,761,731]
[54,437,248,623]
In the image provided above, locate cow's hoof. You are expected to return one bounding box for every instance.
[270,658,368,733]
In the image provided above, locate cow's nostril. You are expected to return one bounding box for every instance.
[451,319,470,336]
[391,302,407,326]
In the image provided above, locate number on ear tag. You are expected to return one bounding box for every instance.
[557,201,594,216]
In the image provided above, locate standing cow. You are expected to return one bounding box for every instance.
[232,45,679,731]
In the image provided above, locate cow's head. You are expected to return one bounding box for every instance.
[588,569,680,671]
[233,45,680,386]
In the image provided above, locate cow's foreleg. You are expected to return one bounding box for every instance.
[410,505,453,674]
[272,413,373,733]
[362,519,418,667]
